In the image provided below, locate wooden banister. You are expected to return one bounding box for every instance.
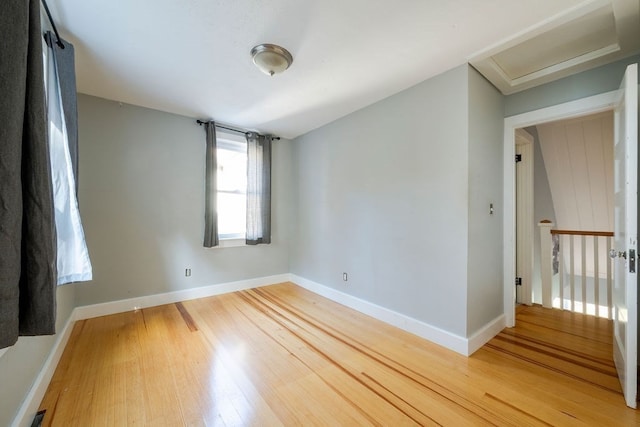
[550,229,614,237]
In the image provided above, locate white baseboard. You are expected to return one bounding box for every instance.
[467,314,506,355]
[74,274,291,320]
[290,274,493,356]
[11,312,76,427]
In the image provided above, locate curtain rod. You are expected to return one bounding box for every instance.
[196,120,280,140]
[41,0,65,49]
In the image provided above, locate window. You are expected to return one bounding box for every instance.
[216,133,247,240]
[202,124,271,248]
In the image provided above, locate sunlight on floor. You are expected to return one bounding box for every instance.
[208,344,254,425]
[552,297,611,318]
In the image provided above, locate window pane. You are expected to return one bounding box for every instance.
[217,148,247,193]
[217,192,246,237]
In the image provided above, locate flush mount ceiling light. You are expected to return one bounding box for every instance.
[250,44,293,76]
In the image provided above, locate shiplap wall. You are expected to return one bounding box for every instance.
[537,111,613,232]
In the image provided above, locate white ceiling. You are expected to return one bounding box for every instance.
[49,0,599,139]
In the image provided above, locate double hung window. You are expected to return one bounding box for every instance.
[216,133,247,240]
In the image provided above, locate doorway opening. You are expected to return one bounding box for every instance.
[515,111,614,312]
[503,90,618,326]
[503,63,638,408]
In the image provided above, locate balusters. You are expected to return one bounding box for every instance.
[558,235,564,309]
[581,235,587,314]
[570,235,575,312]
[606,237,612,319]
[538,222,614,318]
[594,236,599,317]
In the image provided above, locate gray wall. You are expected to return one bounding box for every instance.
[291,65,471,337]
[0,285,75,427]
[75,95,292,305]
[466,68,505,335]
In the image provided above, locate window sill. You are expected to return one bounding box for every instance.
[216,238,246,248]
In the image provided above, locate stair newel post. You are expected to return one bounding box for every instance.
[538,220,555,308]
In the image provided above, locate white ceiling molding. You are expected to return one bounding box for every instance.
[469,0,640,95]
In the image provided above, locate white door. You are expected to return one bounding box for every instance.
[612,63,638,409]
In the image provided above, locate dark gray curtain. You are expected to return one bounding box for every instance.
[46,31,79,194]
[203,122,219,247]
[246,133,272,245]
[0,0,57,349]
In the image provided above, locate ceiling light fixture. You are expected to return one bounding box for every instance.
[250,44,293,76]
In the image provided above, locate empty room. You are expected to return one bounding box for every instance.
[1,0,639,425]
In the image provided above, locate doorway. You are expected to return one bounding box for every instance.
[504,90,619,326]
[504,64,638,408]
[515,112,615,310]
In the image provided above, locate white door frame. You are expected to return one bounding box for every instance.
[503,91,618,327]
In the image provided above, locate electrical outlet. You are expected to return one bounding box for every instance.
[343,272,348,281]
[185,268,191,277]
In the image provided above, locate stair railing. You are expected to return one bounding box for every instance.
[538,220,613,319]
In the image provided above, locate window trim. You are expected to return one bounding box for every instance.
[216,238,246,248]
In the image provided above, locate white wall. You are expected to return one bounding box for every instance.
[466,68,505,335]
[291,65,471,337]
[75,95,292,305]
[536,113,614,233]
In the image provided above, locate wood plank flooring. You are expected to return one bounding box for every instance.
[38,283,639,426]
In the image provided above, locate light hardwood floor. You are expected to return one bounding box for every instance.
[38,282,638,426]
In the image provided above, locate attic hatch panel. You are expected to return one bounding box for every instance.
[492,5,618,80]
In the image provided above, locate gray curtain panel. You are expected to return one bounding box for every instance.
[246,133,272,245]
[46,31,79,195]
[0,0,57,349]
[203,122,219,247]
